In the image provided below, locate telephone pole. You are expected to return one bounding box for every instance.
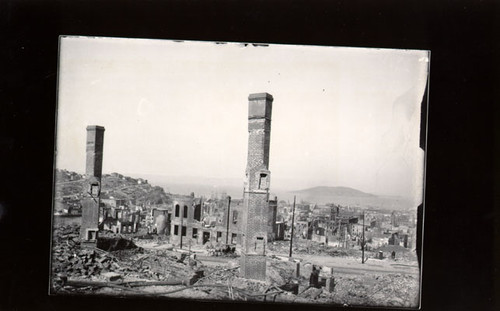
[289,196,296,258]
[361,210,365,263]
[225,196,231,245]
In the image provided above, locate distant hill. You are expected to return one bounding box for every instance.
[54,169,171,206]
[292,186,376,198]
[289,186,413,210]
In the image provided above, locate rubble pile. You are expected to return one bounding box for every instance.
[137,250,202,280]
[196,266,239,286]
[182,266,269,301]
[229,277,270,296]
[368,274,419,307]
[324,276,373,305]
[324,248,360,257]
[203,242,237,257]
[294,245,361,258]
[97,236,138,252]
[52,247,121,279]
[321,273,419,307]
[267,240,294,253]
[52,225,135,280]
[52,225,418,307]
[51,225,188,288]
[268,240,362,259]
[52,223,80,244]
[267,259,297,285]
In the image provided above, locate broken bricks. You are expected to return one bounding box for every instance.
[52,225,122,278]
[102,272,122,282]
[294,262,300,278]
[185,270,205,286]
[325,277,336,293]
[279,282,299,295]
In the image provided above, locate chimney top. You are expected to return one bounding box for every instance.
[248,93,274,101]
[86,125,105,131]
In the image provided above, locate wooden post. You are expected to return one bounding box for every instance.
[225,196,231,245]
[289,196,296,258]
[362,211,365,263]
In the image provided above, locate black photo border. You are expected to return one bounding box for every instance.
[1,1,498,311]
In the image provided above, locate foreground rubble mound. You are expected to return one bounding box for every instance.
[52,224,121,280]
[328,273,419,307]
[51,224,418,307]
[52,226,200,289]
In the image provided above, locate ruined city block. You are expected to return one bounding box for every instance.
[51,39,426,307]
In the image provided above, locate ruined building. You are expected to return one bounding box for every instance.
[162,194,244,248]
[80,125,105,244]
[101,205,141,234]
[240,93,274,281]
[267,197,278,240]
[170,198,196,247]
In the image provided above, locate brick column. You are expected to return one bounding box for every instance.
[80,125,105,244]
[85,125,105,179]
[240,93,273,281]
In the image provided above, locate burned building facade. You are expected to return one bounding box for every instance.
[101,207,141,234]
[170,198,196,247]
[168,196,243,247]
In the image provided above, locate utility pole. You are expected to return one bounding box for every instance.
[362,211,365,263]
[200,196,203,219]
[289,196,296,258]
[225,196,231,245]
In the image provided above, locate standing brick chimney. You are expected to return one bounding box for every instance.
[240,93,273,281]
[80,125,105,244]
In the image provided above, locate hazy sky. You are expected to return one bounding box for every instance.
[56,36,429,204]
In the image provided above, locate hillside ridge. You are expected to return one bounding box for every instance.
[54,169,171,207]
[291,186,376,197]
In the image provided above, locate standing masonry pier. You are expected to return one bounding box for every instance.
[85,125,105,179]
[240,93,273,281]
[80,125,105,244]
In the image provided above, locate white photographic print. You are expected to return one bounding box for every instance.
[50,36,429,308]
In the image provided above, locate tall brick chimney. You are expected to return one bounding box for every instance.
[85,125,105,179]
[240,93,273,281]
[80,125,105,244]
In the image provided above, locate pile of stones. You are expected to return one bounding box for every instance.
[52,225,123,278]
[53,247,121,277]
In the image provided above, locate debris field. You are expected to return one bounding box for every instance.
[51,224,419,307]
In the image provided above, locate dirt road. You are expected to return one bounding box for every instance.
[136,241,419,277]
[282,252,419,276]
